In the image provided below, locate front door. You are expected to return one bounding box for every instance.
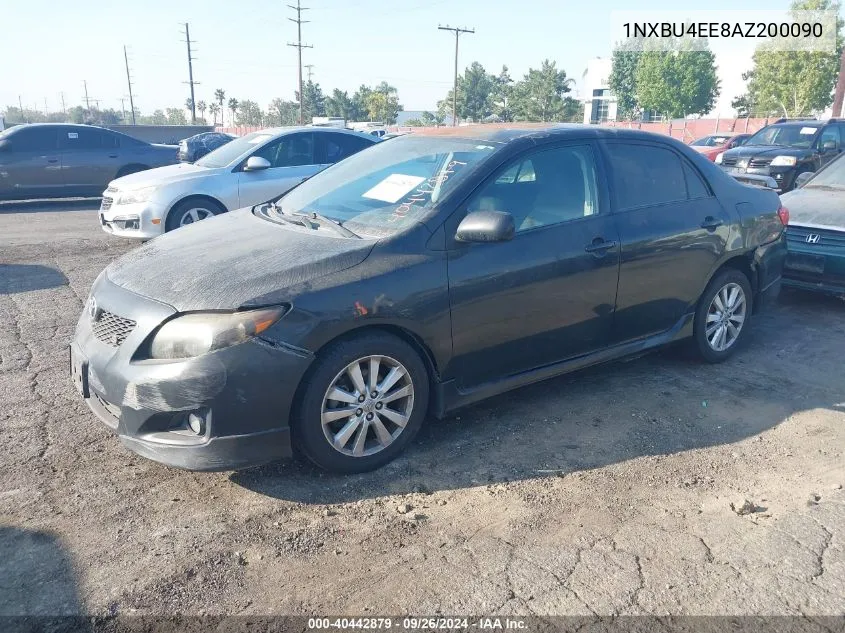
[237,132,322,207]
[0,126,63,198]
[446,142,620,388]
[601,141,732,343]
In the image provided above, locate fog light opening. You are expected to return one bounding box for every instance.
[188,412,206,436]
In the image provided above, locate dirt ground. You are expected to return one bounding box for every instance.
[1,201,844,619]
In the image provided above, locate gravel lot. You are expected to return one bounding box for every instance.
[1,200,844,619]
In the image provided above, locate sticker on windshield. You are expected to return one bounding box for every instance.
[800,127,817,135]
[362,174,427,203]
[248,135,272,144]
[67,132,78,139]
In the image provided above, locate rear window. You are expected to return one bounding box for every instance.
[605,143,688,209]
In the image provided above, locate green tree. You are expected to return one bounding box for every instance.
[227,98,239,126]
[511,59,575,122]
[493,65,515,122]
[269,98,298,125]
[197,100,207,121]
[456,62,496,122]
[365,82,402,124]
[405,118,424,127]
[609,41,643,121]
[325,89,354,119]
[184,98,194,118]
[236,100,262,126]
[299,80,326,121]
[166,108,187,125]
[420,111,444,126]
[350,85,373,121]
[635,41,720,119]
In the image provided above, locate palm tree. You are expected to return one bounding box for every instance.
[197,100,207,122]
[185,97,194,114]
[214,88,226,112]
[227,98,239,126]
[209,102,221,126]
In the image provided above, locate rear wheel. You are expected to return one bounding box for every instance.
[165,198,225,232]
[292,332,429,474]
[693,269,753,363]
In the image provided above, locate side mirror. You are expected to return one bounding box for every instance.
[456,210,515,243]
[244,156,271,171]
[795,171,815,188]
[822,140,838,152]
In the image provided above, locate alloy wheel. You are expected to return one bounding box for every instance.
[321,355,415,457]
[179,207,215,226]
[705,282,747,352]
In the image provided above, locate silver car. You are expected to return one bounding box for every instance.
[99,127,379,238]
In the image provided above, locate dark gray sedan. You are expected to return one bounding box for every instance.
[0,123,178,200]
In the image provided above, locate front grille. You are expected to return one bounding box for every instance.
[787,225,845,248]
[100,196,113,211]
[91,309,136,347]
[721,156,738,167]
[748,157,772,168]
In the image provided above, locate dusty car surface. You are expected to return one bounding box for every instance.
[70,126,787,474]
[780,152,845,296]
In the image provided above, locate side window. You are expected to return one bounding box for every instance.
[468,145,599,233]
[320,134,372,163]
[820,126,841,150]
[60,128,101,150]
[99,130,120,149]
[14,127,58,152]
[605,143,686,209]
[683,161,710,199]
[253,133,314,168]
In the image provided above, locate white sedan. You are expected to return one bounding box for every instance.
[98,127,379,239]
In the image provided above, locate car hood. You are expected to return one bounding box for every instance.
[780,187,845,229]
[723,145,810,160]
[110,162,221,190]
[105,208,376,311]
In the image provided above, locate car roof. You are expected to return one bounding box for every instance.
[255,126,377,139]
[410,124,696,146]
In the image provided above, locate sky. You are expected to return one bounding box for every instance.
[1,0,804,119]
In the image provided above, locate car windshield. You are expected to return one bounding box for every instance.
[195,131,276,168]
[273,135,499,237]
[805,154,845,189]
[691,136,730,147]
[746,124,820,148]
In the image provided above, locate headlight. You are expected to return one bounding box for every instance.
[117,186,158,205]
[715,152,724,164]
[147,307,287,359]
[770,156,797,167]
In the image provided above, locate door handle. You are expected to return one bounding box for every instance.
[108,154,118,159]
[584,238,618,254]
[47,158,59,164]
[701,216,723,230]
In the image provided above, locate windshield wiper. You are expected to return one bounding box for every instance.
[264,202,312,228]
[291,210,361,239]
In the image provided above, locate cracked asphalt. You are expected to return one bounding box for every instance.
[1,200,844,618]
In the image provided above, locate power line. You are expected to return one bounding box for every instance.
[438,25,474,126]
[124,45,137,125]
[181,23,200,124]
[287,0,313,125]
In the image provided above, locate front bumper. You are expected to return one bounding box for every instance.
[71,275,313,471]
[720,164,798,192]
[99,196,167,239]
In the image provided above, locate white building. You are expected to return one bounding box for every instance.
[580,58,617,125]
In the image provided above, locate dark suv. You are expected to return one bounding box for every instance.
[716,119,845,192]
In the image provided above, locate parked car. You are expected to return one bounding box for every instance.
[71,127,787,474]
[177,132,235,163]
[689,133,751,162]
[715,118,845,192]
[780,152,845,296]
[98,127,379,238]
[0,123,178,200]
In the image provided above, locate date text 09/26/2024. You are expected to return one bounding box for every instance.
[307,617,528,630]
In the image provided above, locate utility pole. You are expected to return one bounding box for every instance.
[124,45,137,125]
[60,92,66,115]
[120,98,126,124]
[18,95,25,122]
[438,25,474,126]
[44,98,48,115]
[83,80,91,110]
[287,0,313,125]
[182,23,199,124]
[305,64,315,82]
[832,45,845,118]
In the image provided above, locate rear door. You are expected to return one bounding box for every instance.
[0,126,63,198]
[446,141,620,387]
[601,141,732,343]
[59,127,122,194]
[236,132,319,206]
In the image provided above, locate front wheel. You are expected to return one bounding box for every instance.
[165,199,225,232]
[693,269,753,363]
[292,332,429,474]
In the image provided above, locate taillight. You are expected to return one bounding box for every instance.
[778,206,789,226]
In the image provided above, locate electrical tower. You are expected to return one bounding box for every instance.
[438,25,475,126]
[287,0,313,125]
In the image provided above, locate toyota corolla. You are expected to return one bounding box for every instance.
[71,126,787,474]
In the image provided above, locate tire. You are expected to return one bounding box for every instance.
[115,165,148,179]
[165,198,225,232]
[292,332,430,474]
[693,268,753,363]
